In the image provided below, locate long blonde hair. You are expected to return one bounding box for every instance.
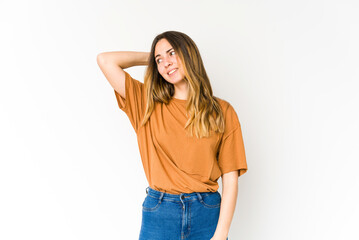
[141,30,225,138]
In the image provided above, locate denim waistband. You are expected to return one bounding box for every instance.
[145,186,218,202]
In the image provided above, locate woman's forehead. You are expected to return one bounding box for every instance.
[155,39,173,56]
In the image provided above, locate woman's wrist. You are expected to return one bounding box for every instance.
[131,51,150,66]
[97,51,150,69]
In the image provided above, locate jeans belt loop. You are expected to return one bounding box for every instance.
[196,192,203,201]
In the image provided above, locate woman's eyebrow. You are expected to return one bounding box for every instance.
[155,48,174,59]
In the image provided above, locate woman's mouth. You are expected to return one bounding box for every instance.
[168,68,178,76]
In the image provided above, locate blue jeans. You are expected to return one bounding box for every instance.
[139,186,229,240]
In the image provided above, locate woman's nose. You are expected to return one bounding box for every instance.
[164,57,173,67]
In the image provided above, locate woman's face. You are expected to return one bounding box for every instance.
[154,38,185,85]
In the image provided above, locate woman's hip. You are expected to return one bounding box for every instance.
[139,186,225,240]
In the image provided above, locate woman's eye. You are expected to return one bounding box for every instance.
[156,51,174,63]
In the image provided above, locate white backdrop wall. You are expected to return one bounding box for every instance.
[1,0,358,239]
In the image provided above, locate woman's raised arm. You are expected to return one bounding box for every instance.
[96,51,149,99]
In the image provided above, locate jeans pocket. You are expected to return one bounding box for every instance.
[142,195,162,212]
[199,192,221,209]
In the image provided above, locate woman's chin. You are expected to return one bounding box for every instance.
[163,74,185,85]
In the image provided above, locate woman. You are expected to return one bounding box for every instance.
[97,30,247,240]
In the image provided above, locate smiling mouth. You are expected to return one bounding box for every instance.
[168,68,178,76]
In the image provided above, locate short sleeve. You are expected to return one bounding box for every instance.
[114,71,146,132]
[217,103,248,177]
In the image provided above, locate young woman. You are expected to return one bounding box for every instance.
[97,31,247,240]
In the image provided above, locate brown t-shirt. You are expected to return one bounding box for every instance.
[114,70,248,194]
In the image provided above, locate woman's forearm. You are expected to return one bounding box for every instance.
[97,51,150,69]
[211,170,239,239]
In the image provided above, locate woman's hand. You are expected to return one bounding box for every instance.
[210,235,227,240]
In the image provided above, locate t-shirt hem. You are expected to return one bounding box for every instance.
[220,167,248,177]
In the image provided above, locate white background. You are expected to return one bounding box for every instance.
[1,0,358,239]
